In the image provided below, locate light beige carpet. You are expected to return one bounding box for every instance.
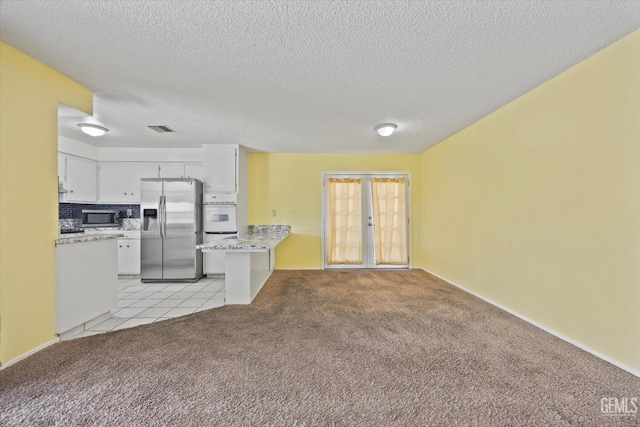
[1,270,638,426]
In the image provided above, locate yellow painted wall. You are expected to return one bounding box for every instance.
[0,42,93,364]
[420,30,640,372]
[249,153,421,269]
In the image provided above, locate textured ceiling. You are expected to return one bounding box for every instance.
[1,1,639,153]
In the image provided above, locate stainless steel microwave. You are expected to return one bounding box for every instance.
[82,210,120,227]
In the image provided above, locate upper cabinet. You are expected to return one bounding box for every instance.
[158,164,205,181]
[58,153,67,184]
[184,164,205,181]
[158,164,185,178]
[61,155,98,203]
[59,148,205,204]
[98,162,204,204]
[98,163,130,202]
[204,145,237,193]
[99,163,159,204]
[128,164,161,202]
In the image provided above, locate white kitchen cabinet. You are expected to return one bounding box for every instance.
[65,156,98,202]
[117,237,140,275]
[65,155,205,204]
[98,163,129,202]
[58,153,66,184]
[204,146,237,192]
[127,164,159,203]
[159,164,205,180]
[159,164,185,178]
[184,164,205,181]
[99,163,158,203]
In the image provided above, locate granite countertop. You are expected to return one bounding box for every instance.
[198,228,290,252]
[55,233,124,246]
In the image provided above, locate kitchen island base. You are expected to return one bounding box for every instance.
[225,250,273,304]
[55,236,119,335]
[197,226,289,305]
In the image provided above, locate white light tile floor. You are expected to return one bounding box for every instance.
[72,277,225,339]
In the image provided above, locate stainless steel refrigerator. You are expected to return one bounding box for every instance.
[141,178,203,282]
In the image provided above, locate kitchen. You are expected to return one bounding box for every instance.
[56,126,289,339]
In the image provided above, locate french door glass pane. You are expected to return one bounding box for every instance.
[327,178,363,265]
[371,178,408,265]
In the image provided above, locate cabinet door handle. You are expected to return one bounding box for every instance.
[70,190,74,193]
[124,192,127,195]
[119,245,122,248]
[126,245,130,248]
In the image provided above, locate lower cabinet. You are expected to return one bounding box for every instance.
[118,238,141,275]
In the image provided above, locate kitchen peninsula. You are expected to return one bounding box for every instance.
[55,232,122,337]
[197,225,290,304]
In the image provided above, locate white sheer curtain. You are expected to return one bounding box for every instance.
[371,178,408,265]
[327,178,363,265]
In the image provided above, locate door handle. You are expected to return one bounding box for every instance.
[159,195,164,239]
[368,223,375,226]
[161,195,167,239]
[162,196,167,239]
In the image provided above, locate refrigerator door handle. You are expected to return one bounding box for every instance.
[162,195,167,239]
[163,195,167,239]
[162,196,167,239]
[159,195,165,239]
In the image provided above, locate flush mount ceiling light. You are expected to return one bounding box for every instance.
[77,123,109,137]
[375,123,397,137]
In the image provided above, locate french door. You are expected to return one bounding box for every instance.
[323,173,410,269]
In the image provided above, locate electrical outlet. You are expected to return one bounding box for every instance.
[271,209,276,217]
[471,269,475,279]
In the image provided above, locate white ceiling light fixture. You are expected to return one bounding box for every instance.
[375,123,397,137]
[78,123,109,137]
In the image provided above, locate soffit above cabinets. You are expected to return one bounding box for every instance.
[3,1,640,153]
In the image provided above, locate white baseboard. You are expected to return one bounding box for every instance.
[420,268,640,378]
[0,338,59,371]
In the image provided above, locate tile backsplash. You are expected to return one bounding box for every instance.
[59,203,140,220]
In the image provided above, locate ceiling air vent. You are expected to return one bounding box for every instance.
[148,125,175,133]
